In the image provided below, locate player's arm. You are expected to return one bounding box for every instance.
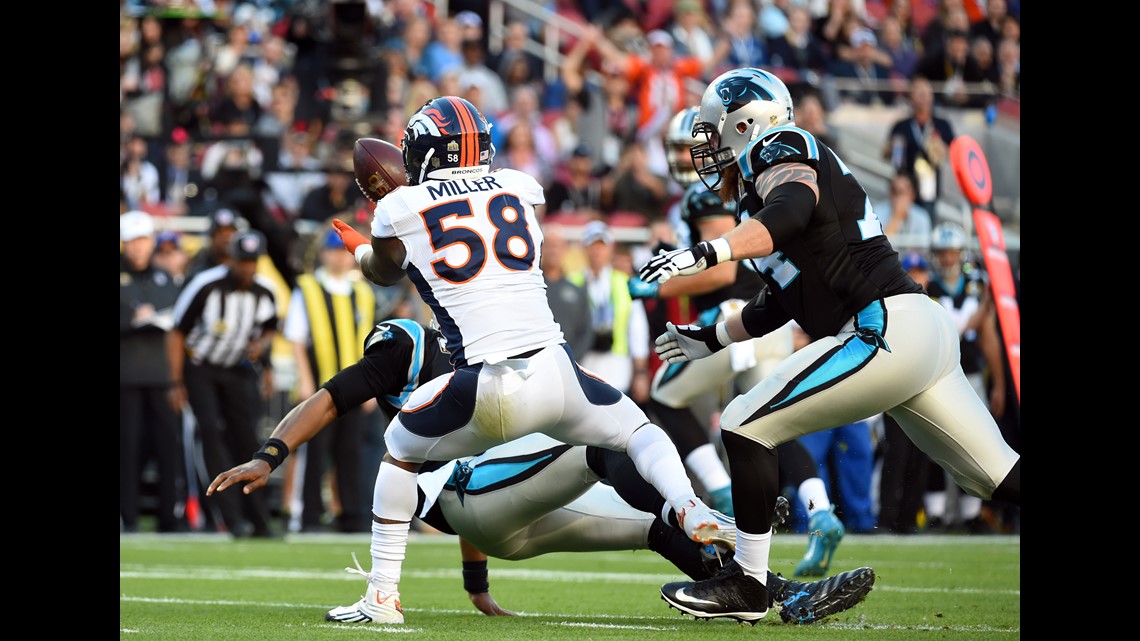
[721,162,819,261]
[332,219,407,286]
[207,355,377,496]
[460,538,516,616]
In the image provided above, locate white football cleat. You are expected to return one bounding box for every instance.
[325,554,404,624]
[678,499,736,550]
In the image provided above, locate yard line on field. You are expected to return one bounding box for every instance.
[119,533,1020,549]
[121,565,1018,596]
[119,596,1018,633]
[545,622,679,631]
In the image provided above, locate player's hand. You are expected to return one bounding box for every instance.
[655,321,726,364]
[639,240,727,285]
[207,460,272,496]
[627,275,660,300]
[331,219,370,255]
[468,591,516,616]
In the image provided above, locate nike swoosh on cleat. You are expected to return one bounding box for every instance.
[671,588,720,607]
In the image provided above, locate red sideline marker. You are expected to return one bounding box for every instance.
[948,135,1020,403]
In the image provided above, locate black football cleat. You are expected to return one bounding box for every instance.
[661,561,769,624]
[768,565,876,624]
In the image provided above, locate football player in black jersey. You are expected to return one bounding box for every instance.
[632,107,848,577]
[639,68,1021,623]
[208,318,877,624]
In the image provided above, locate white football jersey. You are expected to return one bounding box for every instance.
[372,167,564,366]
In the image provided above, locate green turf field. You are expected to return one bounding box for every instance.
[120,532,1019,640]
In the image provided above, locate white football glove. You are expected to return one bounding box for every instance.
[655,321,730,364]
[638,238,732,285]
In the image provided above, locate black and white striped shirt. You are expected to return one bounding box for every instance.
[173,265,278,368]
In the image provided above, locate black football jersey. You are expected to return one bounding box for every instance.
[738,126,923,339]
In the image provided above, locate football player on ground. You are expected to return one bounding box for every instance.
[209,318,876,624]
[638,68,1020,623]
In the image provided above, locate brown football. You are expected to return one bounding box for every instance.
[353,137,407,202]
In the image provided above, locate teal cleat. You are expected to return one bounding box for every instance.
[708,486,734,517]
[794,507,845,577]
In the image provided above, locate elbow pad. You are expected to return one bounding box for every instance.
[756,181,816,249]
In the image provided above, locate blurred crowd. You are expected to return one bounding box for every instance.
[121,0,1020,538]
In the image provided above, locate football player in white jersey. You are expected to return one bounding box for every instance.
[327,96,727,625]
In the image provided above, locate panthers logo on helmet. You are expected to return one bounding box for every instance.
[717,73,776,112]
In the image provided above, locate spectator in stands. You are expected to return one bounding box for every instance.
[883,76,955,222]
[712,1,769,70]
[793,89,838,152]
[545,143,605,219]
[210,64,263,135]
[602,141,670,222]
[121,211,185,534]
[814,0,867,60]
[558,30,637,172]
[121,133,161,211]
[495,84,559,170]
[424,15,465,83]
[490,20,544,91]
[586,25,707,170]
[568,221,651,400]
[540,223,594,360]
[168,229,279,539]
[152,230,190,288]
[161,127,201,217]
[970,36,999,89]
[970,0,1008,51]
[758,0,793,40]
[497,122,555,188]
[829,26,896,106]
[298,160,366,223]
[186,207,241,281]
[873,173,932,253]
[995,37,1019,99]
[914,28,987,108]
[457,38,510,118]
[877,13,921,80]
[920,0,969,52]
[768,3,830,84]
[669,0,717,68]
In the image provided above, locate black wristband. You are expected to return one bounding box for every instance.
[252,438,289,472]
[462,559,489,594]
[695,241,719,268]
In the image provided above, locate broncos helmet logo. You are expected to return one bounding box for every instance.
[423,108,454,133]
[717,73,776,113]
[759,140,800,165]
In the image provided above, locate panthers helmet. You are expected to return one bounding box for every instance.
[403,96,495,185]
[679,183,736,245]
[665,106,701,187]
[691,68,795,190]
[930,221,967,251]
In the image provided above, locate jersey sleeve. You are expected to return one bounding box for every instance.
[737,126,821,183]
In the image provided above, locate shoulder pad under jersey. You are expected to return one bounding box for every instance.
[738,126,821,182]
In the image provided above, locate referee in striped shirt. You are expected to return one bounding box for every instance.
[168,229,279,538]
